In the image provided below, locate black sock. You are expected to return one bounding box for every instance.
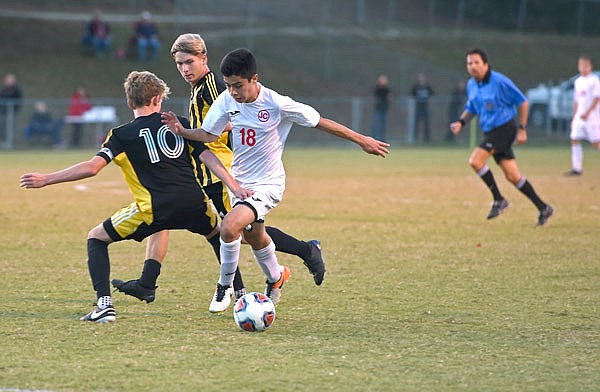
[478,166,503,201]
[87,238,110,298]
[516,178,547,210]
[139,259,161,289]
[266,226,310,258]
[206,234,221,262]
[206,234,245,291]
[232,268,245,292]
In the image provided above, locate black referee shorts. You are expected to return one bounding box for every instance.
[479,120,517,164]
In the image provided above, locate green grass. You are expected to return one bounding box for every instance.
[1,147,599,391]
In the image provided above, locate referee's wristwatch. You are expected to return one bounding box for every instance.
[518,124,527,130]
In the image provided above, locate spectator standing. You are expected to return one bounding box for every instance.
[81,10,111,58]
[135,11,160,61]
[23,101,63,148]
[565,54,600,176]
[411,73,434,143]
[68,87,93,147]
[0,73,23,148]
[445,80,467,142]
[372,75,392,142]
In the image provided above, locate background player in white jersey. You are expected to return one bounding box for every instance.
[162,48,389,310]
[566,54,600,176]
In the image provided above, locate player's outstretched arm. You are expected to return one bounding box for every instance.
[20,156,107,189]
[198,149,254,200]
[316,117,389,157]
[161,111,219,143]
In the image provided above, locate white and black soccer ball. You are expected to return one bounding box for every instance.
[233,292,276,332]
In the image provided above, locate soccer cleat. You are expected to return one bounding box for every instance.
[537,205,554,226]
[80,305,116,323]
[265,265,291,305]
[111,279,156,303]
[209,283,233,313]
[486,199,509,220]
[302,240,326,286]
[564,169,582,176]
[234,288,247,301]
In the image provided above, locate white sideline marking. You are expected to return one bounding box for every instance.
[1,389,56,392]
[73,182,128,195]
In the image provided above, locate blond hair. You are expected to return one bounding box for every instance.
[170,33,207,58]
[123,71,170,109]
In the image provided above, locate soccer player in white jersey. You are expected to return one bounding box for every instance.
[566,54,600,176]
[162,48,389,309]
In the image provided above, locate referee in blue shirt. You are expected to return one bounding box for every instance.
[450,48,554,226]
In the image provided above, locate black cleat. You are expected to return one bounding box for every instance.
[487,199,509,220]
[564,169,582,176]
[303,240,326,286]
[537,205,554,226]
[112,279,156,303]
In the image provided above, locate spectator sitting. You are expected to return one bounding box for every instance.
[135,11,160,61]
[81,10,111,58]
[24,101,64,148]
[68,87,93,147]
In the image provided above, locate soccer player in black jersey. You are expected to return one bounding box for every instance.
[120,34,326,313]
[20,71,252,323]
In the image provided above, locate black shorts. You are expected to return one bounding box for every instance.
[479,121,517,164]
[203,181,230,218]
[103,193,218,242]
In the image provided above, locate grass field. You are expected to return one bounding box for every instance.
[1,147,599,391]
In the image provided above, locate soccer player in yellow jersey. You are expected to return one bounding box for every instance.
[113,34,326,312]
[19,71,251,322]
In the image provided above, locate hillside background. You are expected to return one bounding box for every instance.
[2,0,600,146]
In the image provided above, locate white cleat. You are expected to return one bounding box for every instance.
[209,283,233,313]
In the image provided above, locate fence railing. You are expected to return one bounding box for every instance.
[0,95,570,150]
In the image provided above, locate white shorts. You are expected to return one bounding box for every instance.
[229,184,284,222]
[571,119,600,142]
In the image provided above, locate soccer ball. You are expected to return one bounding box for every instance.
[233,292,276,332]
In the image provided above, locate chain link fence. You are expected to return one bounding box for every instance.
[0,94,569,150]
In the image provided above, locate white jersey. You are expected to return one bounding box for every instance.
[202,83,321,190]
[574,73,600,123]
[572,73,600,141]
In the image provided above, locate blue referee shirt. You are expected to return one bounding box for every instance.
[465,70,526,132]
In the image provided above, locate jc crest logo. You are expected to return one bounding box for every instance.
[257,109,270,122]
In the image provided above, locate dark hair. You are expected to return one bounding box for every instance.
[466,48,488,64]
[579,53,593,64]
[220,48,257,80]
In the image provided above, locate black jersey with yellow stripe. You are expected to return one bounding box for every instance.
[189,71,232,187]
[97,112,207,220]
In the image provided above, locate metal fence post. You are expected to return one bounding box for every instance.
[469,116,477,150]
[407,98,415,144]
[352,96,362,134]
[5,102,15,149]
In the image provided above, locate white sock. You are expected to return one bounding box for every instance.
[97,296,112,309]
[477,164,490,177]
[572,143,583,172]
[219,236,241,287]
[252,241,280,283]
